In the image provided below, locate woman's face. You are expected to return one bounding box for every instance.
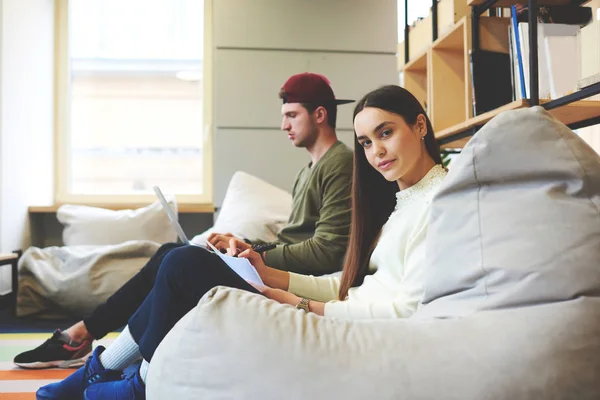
[354,107,431,188]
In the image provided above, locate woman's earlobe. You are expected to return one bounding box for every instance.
[418,115,427,132]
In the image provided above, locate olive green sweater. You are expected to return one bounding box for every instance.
[265,141,353,275]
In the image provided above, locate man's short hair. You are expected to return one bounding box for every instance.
[300,102,337,129]
[279,88,337,129]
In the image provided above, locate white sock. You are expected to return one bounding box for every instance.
[139,359,150,384]
[99,326,142,371]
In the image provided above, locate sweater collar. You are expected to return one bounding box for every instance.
[308,141,343,169]
[394,164,447,210]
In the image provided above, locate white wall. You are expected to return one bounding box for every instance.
[212,0,399,204]
[0,0,54,292]
[578,126,600,154]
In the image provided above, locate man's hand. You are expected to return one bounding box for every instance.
[208,233,248,252]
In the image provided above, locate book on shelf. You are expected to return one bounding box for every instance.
[578,17,600,100]
[509,19,581,100]
[544,29,581,99]
[510,6,527,99]
[470,49,512,116]
[508,23,517,102]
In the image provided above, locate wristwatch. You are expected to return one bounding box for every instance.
[295,297,310,313]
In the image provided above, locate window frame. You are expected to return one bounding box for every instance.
[54,0,214,206]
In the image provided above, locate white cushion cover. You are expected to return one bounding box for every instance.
[191,171,292,245]
[57,200,178,246]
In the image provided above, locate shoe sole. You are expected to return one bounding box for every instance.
[14,351,91,369]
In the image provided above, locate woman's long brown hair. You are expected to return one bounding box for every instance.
[338,85,442,300]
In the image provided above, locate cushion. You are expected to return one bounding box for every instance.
[57,200,178,246]
[191,171,292,245]
[148,287,600,400]
[417,106,600,318]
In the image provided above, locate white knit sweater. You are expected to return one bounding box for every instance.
[287,164,447,320]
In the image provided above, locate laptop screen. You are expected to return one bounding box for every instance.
[153,186,190,245]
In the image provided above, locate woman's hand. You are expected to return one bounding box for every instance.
[234,239,290,291]
[235,241,267,274]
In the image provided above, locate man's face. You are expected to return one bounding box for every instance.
[280,103,318,148]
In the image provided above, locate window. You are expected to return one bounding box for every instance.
[55,0,213,205]
[397,1,432,42]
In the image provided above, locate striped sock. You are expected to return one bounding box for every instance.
[99,326,142,371]
[139,359,150,384]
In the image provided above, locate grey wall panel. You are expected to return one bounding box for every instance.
[211,0,398,210]
[213,128,355,207]
[214,50,398,130]
[214,0,397,53]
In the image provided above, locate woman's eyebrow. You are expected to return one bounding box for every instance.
[357,121,392,141]
[373,121,391,134]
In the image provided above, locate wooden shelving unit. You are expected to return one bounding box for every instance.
[438,0,471,36]
[399,0,600,149]
[402,50,429,111]
[547,100,600,126]
[400,16,510,135]
[430,17,471,132]
[398,0,470,68]
[436,99,528,145]
[436,100,600,148]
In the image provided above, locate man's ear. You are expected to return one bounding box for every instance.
[315,106,327,125]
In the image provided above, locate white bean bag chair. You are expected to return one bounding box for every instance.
[147,107,600,400]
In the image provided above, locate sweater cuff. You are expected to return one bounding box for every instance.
[264,245,286,271]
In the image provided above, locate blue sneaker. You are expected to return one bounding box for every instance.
[83,366,146,400]
[36,346,121,400]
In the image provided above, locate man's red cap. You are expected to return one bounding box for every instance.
[280,73,354,105]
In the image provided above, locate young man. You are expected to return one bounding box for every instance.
[15,72,354,371]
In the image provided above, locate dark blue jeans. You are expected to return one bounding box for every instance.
[83,242,182,339]
[126,245,261,361]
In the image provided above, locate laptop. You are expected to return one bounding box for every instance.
[153,186,193,245]
[153,186,264,286]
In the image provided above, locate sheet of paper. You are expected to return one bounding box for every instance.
[206,242,265,287]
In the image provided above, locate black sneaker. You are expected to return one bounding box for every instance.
[13,329,93,369]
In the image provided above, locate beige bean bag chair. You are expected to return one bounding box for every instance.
[148,107,600,400]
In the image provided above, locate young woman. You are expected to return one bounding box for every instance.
[36,85,447,400]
